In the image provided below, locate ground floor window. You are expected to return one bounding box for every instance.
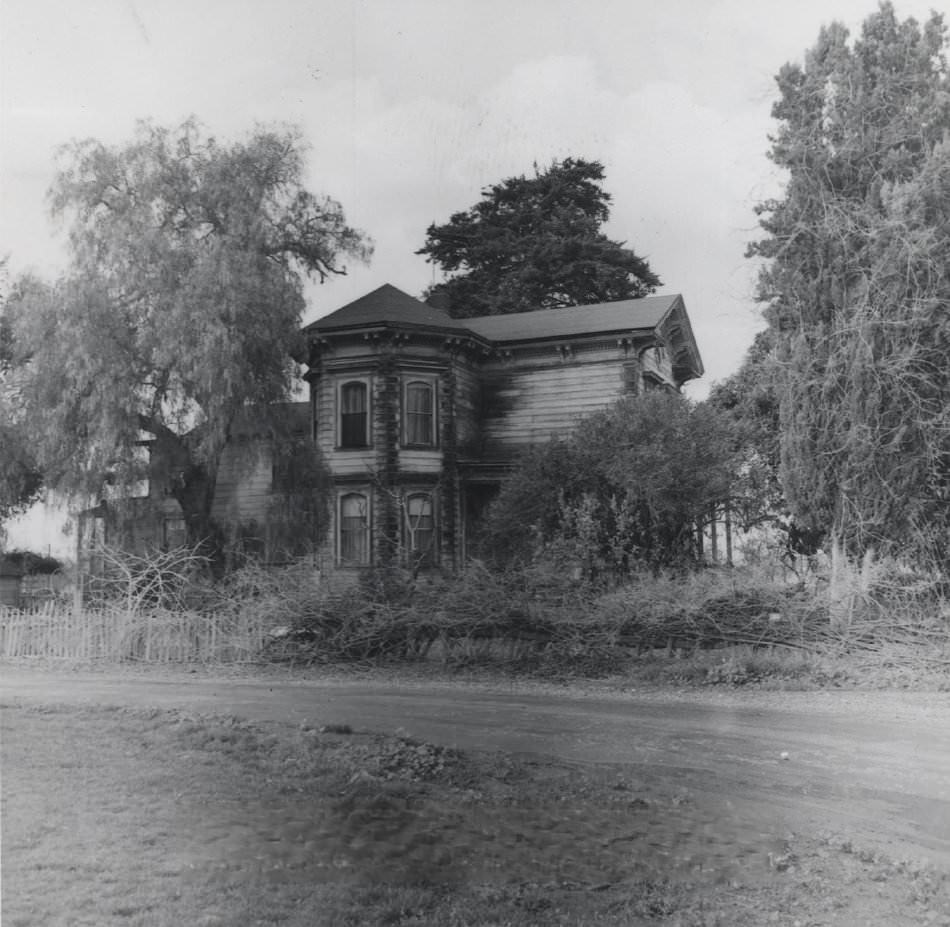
[404,492,435,566]
[163,516,187,550]
[339,492,370,565]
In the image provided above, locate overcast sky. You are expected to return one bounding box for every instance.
[4,0,943,402]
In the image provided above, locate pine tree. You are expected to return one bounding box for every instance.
[418,158,660,318]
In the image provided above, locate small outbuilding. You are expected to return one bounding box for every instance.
[0,557,24,607]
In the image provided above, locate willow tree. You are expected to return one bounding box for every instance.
[750,3,950,561]
[0,267,43,523]
[9,120,371,549]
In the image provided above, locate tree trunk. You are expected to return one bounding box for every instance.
[173,464,219,554]
[144,416,223,567]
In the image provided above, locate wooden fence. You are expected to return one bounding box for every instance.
[0,602,273,663]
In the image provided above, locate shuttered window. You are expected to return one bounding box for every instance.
[339,493,370,565]
[404,380,435,446]
[340,381,369,448]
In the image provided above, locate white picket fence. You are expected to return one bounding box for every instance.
[0,602,273,663]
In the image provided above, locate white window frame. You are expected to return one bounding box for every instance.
[402,376,438,448]
[403,490,437,566]
[337,490,371,566]
[337,378,372,449]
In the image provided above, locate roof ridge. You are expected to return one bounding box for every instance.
[464,292,678,325]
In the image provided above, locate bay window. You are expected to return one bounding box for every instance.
[339,492,370,565]
[339,381,370,448]
[405,492,435,566]
[404,379,436,447]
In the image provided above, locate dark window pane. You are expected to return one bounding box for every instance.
[340,383,368,447]
[405,382,434,445]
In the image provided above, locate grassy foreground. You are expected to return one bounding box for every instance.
[3,702,948,926]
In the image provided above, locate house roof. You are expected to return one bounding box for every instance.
[304,284,468,334]
[303,284,702,382]
[464,294,683,343]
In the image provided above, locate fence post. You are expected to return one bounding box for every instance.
[725,506,733,567]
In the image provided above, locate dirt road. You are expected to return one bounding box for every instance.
[2,665,948,867]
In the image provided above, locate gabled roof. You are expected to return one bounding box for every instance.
[464,294,683,343]
[304,284,468,334]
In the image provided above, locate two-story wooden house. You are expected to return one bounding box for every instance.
[77,283,703,575]
[299,283,703,576]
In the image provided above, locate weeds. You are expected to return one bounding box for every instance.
[4,542,948,687]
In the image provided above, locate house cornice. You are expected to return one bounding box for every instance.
[305,322,492,364]
[655,295,704,383]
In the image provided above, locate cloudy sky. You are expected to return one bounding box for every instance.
[3,0,942,401]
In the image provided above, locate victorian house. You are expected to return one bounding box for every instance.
[298,284,703,577]
[77,283,703,577]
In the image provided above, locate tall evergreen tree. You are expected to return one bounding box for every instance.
[418,158,661,318]
[749,3,950,561]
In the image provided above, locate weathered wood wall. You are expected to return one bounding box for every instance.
[477,343,658,456]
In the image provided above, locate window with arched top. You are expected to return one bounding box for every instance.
[404,492,435,566]
[339,381,370,448]
[339,492,370,565]
[403,379,436,447]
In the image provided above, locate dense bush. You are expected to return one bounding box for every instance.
[477,392,740,575]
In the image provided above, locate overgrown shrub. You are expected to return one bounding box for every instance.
[478,392,741,576]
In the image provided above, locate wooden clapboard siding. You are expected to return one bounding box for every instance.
[479,354,630,450]
[312,373,335,458]
[211,440,274,525]
[452,356,482,448]
[325,452,377,475]
[398,449,443,473]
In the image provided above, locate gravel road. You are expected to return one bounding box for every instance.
[2,665,948,867]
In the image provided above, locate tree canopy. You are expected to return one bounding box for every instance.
[748,3,950,562]
[7,119,370,549]
[707,328,785,532]
[0,266,44,522]
[417,158,661,318]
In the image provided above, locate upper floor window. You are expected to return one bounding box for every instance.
[404,379,436,447]
[339,492,370,565]
[339,381,370,448]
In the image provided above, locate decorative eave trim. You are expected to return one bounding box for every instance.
[656,296,704,383]
[306,321,492,361]
[303,298,704,383]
